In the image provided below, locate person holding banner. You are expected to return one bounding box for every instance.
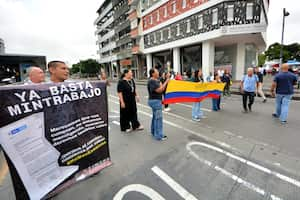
[191,70,204,122]
[48,60,69,83]
[26,66,45,84]
[147,68,170,141]
[117,69,144,132]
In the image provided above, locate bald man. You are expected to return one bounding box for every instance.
[271,63,297,124]
[27,66,45,84]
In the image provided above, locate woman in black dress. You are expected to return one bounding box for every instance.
[117,69,144,132]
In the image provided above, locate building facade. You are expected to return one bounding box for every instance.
[95,0,269,80]
[0,38,5,54]
[95,0,146,79]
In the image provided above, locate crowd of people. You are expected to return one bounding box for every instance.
[22,62,298,141]
[116,64,298,141]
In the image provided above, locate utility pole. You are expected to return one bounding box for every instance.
[279,8,290,67]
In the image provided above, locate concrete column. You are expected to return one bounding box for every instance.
[146,54,152,78]
[173,47,180,73]
[235,43,246,80]
[202,40,215,81]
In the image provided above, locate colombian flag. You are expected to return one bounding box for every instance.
[163,80,225,104]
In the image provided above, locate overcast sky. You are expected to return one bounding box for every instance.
[0,0,299,65]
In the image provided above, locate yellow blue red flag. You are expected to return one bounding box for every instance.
[163,80,225,104]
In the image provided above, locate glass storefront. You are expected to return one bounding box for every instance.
[152,50,173,73]
[181,44,202,76]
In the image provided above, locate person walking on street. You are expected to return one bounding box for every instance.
[271,63,297,124]
[255,67,267,103]
[117,69,144,132]
[147,68,170,141]
[221,69,232,96]
[240,68,259,113]
[191,70,204,121]
[161,72,171,112]
[212,74,222,111]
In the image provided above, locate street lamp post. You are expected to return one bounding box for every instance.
[279,8,290,67]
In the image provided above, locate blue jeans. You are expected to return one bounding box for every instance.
[212,97,221,111]
[275,94,292,122]
[192,102,203,119]
[148,99,164,140]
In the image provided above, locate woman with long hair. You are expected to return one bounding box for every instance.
[117,69,143,132]
[191,69,204,121]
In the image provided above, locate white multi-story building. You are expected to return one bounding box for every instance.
[0,38,5,54]
[142,0,269,80]
[95,0,269,80]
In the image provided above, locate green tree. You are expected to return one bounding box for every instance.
[71,63,80,74]
[264,42,300,62]
[71,59,100,76]
[258,53,266,66]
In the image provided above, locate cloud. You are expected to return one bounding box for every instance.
[0,0,103,65]
[267,0,300,46]
[0,0,299,65]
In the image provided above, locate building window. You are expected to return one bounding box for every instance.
[198,15,203,29]
[149,15,153,24]
[164,7,167,18]
[186,19,191,33]
[194,0,198,3]
[157,11,160,22]
[153,33,156,43]
[176,24,180,36]
[172,2,176,14]
[212,8,218,25]
[161,30,163,41]
[168,27,171,39]
[246,3,253,20]
[227,5,234,21]
[182,0,187,8]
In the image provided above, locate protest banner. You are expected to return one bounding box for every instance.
[0,81,111,200]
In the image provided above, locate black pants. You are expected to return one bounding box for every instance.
[120,106,140,131]
[242,91,255,111]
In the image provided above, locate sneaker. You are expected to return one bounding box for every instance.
[161,136,168,141]
[125,128,132,133]
[272,113,279,118]
[192,117,201,122]
[164,107,171,112]
[248,107,252,112]
[263,99,267,103]
[281,121,287,125]
[136,125,144,131]
[242,109,248,113]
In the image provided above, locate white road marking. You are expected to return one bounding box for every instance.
[109,97,199,124]
[113,184,166,200]
[186,142,300,188]
[112,121,120,126]
[151,166,198,200]
[109,115,119,119]
[186,142,283,200]
[109,99,235,153]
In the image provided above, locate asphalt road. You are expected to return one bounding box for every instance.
[1,81,300,200]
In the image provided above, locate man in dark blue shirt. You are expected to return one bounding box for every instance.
[271,63,297,124]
